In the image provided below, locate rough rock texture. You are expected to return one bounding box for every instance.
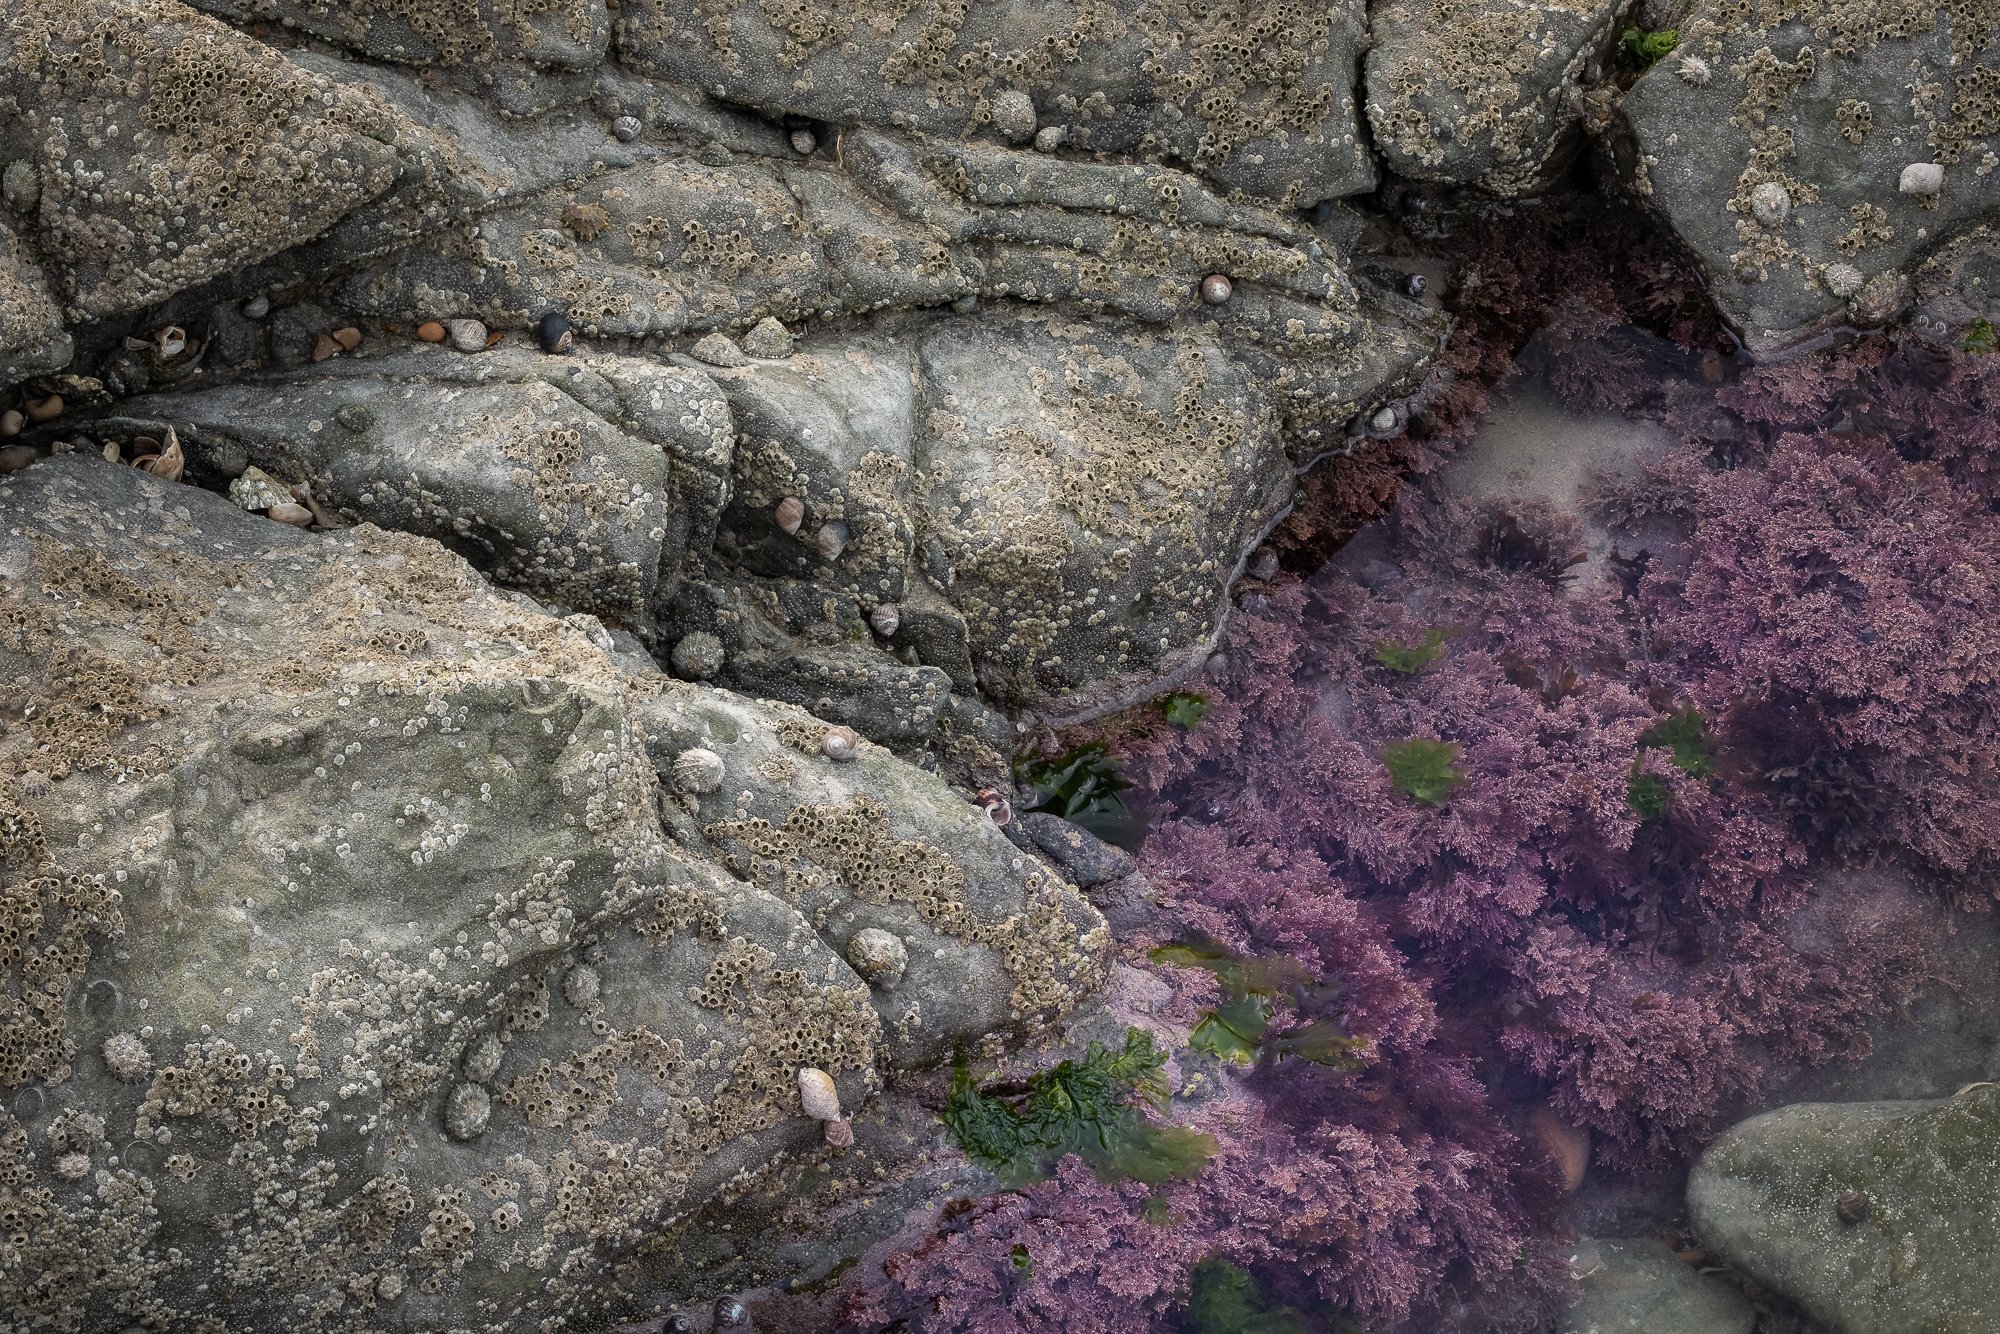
[1620,4,2000,353]
[1014,812,1136,888]
[1367,0,1627,195]
[1689,1087,2000,1334]
[1559,1238,1755,1334]
[0,0,404,320]
[0,218,67,387]
[0,453,1107,1331]
[613,0,1378,207]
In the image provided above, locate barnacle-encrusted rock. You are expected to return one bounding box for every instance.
[0,454,1108,1330]
[1690,1088,2000,1334]
[1619,6,2000,353]
[0,0,404,320]
[100,1031,151,1081]
[1365,0,1629,196]
[0,219,70,386]
[613,0,1376,206]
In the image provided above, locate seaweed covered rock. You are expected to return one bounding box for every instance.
[0,452,1107,1330]
[1619,4,2000,353]
[1365,0,1628,195]
[613,0,1377,207]
[1689,1088,2000,1334]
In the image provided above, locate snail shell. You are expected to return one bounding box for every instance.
[774,496,805,534]
[868,603,900,637]
[821,726,861,762]
[797,1066,842,1121]
[815,520,849,561]
[1199,273,1233,305]
[672,747,726,794]
[823,1118,854,1148]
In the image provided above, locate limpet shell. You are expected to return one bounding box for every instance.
[672,747,726,794]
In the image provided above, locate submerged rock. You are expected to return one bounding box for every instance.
[1560,1238,1754,1334]
[1689,1087,2000,1334]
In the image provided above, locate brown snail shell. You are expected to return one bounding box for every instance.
[823,1118,854,1148]
[975,788,1012,826]
[774,496,805,534]
[1199,273,1233,305]
[821,726,860,762]
[815,521,849,561]
[266,501,315,527]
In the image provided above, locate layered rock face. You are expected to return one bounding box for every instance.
[0,454,1108,1330]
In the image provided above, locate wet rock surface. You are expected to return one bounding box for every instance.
[0,453,1106,1330]
[1559,1237,1756,1334]
[1689,1087,2000,1334]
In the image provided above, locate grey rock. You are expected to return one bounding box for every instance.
[1015,812,1136,889]
[1033,124,1068,153]
[1689,1087,2000,1334]
[1620,10,2000,353]
[109,348,718,621]
[185,0,609,68]
[1366,0,1627,196]
[0,219,71,386]
[614,0,1376,205]
[0,452,1108,1329]
[1559,1238,1754,1334]
[0,2,401,320]
[989,89,1038,144]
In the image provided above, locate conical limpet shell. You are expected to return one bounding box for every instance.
[672,747,725,794]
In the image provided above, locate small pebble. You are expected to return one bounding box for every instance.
[0,409,22,436]
[669,631,725,680]
[612,115,643,142]
[1369,404,1405,437]
[229,467,291,511]
[1899,162,1945,196]
[0,444,33,472]
[310,334,340,363]
[1199,273,1233,305]
[537,311,574,355]
[241,294,271,320]
[821,725,860,762]
[868,603,900,637]
[447,319,488,353]
[1033,124,1068,153]
[265,501,314,527]
[25,394,62,423]
[990,89,1038,143]
[330,326,361,352]
[789,128,817,156]
[416,320,447,343]
[774,496,805,534]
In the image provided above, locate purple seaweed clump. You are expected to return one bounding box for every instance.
[840,218,2000,1331]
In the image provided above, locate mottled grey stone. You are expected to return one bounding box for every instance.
[1016,812,1136,888]
[1559,1238,1754,1334]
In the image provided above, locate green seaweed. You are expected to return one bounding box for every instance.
[942,1028,1217,1187]
[1627,769,1672,821]
[1381,738,1466,806]
[1009,1244,1034,1279]
[1620,26,1678,68]
[1963,319,1997,355]
[1640,706,1717,778]
[1152,934,1365,1071]
[1014,743,1147,850]
[1182,1258,1311,1334]
[1371,627,1448,675]
[1162,692,1213,728]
